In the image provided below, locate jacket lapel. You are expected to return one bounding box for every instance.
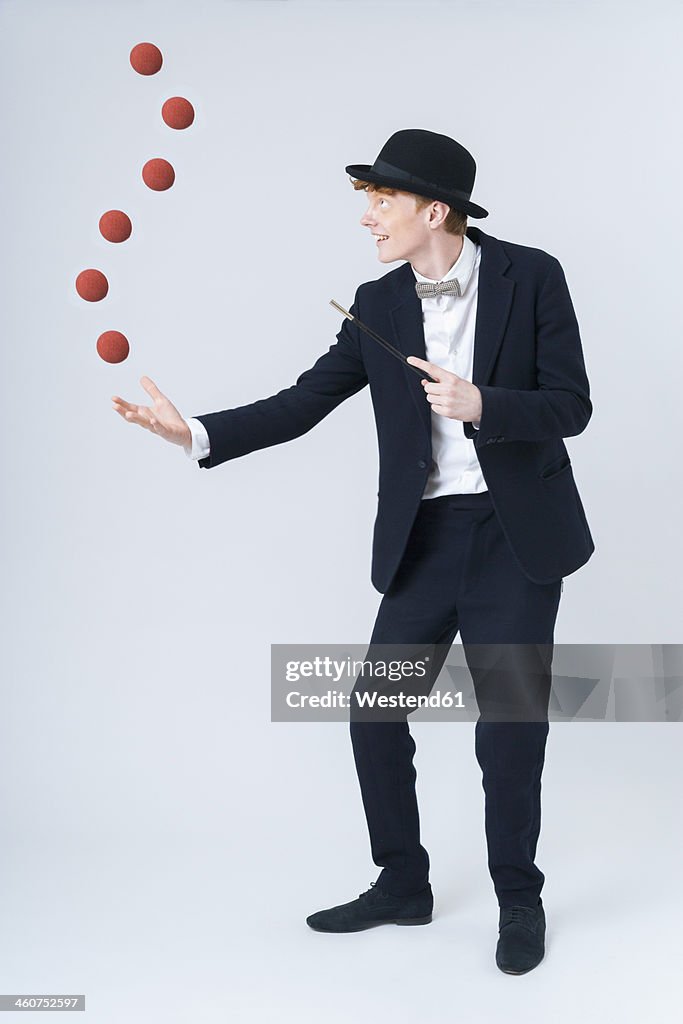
[388,270,431,433]
[387,227,515,441]
[467,227,515,386]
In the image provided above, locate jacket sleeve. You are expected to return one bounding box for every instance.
[464,257,592,444]
[192,291,369,469]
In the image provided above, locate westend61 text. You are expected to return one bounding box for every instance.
[285,690,465,709]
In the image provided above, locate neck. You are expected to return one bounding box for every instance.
[411,233,465,280]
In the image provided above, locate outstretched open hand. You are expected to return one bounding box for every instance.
[111,376,192,448]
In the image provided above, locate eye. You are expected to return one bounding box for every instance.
[379,198,389,207]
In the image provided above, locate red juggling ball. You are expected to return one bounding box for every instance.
[142,158,175,191]
[99,210,132,243]
[130,42,163,76]
[97,331,130,364]
[162,96,195,130]
[76,269,108,302]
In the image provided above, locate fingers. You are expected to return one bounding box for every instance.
[422,371,462,396]
[111,396,138,413]
[423,394,451,415]
[422,382,460,398]
[111,400,155,430]
[140,375,164,401]
[407,355,443,380]
[407,357,463,388]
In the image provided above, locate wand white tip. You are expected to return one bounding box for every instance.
[329,298,353,319]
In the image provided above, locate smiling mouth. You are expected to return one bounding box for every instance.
[374,234,389,243]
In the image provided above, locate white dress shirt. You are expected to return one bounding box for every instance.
[412,234,486,498]
[184,234,486,498]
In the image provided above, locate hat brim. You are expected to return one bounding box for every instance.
[345,163,488,219]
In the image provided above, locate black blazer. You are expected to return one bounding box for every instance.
[195,226,595,593]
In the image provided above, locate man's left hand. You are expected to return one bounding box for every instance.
[406,356,483,423]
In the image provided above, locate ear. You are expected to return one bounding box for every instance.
[430,201,450,228]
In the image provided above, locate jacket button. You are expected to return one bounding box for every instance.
[418,459,428,469]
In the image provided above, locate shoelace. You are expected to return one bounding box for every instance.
[358,881,387,900]
[501,905,538,928]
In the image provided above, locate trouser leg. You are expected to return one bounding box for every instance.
[473,719,550,907]
[458,507,562,908]
[349,495,489,896]
[349,635,456,896]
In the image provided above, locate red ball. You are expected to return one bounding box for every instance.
[76,268,108,302]
[97,331,129,364]
[130,42,163,76]
[162,96,195,130]
[99,210,132,243]
[142,158,175,191]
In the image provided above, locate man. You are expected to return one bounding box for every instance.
[112,129,594,974]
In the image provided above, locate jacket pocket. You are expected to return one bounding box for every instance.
[539,454,571,480]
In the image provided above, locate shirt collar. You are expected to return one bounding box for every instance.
[411,233,478,294]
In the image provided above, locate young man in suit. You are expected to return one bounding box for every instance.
[112,129,594,974]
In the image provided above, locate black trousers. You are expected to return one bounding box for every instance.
[349,491,562,908]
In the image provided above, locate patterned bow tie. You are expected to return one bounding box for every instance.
[415,278,462,299]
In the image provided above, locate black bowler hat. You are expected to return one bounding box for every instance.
[345,128,488,219]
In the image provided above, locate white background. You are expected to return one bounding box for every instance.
[1,1,681,1021]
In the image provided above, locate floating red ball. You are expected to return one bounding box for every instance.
[99,210,132,243]
[130,42,163,76]
[76,268,109,302]
[162,96,195,130]
[142,158,175,191]
[97,331,129,364]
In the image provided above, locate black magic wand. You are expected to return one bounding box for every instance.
[329,299,437,384]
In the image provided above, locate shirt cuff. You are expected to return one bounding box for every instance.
[184,417,211,460]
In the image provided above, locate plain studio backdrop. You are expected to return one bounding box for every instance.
[1,1,681,1021]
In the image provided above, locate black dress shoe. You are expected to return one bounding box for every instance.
[306,881,433,933]
[495,899,546,974]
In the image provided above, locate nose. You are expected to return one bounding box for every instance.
[360,206,375,228]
